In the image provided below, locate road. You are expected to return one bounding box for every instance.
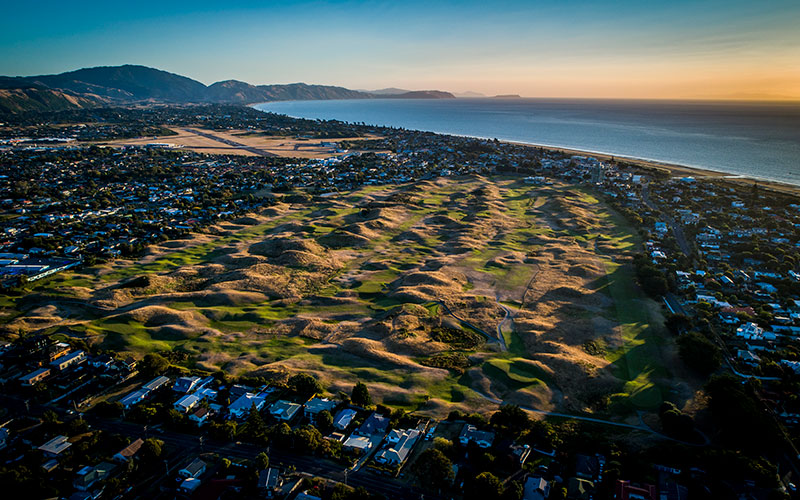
[435,300,504,349]
[642,183,692,257]
[0,393,438,499]
[87,418,439,500]
[495,298,512,351]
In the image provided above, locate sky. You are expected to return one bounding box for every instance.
[2,0,799,100]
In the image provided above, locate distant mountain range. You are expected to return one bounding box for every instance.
[0,65,457,114]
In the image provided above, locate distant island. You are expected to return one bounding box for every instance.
[0,64,455,114]
[493,94,521,98]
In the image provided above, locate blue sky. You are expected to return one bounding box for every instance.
[2,0,799,99]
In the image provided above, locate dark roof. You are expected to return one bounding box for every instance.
[575,454,600,479]
[181,458,207,477]
[356,412,389,435]
[257,468,280,489]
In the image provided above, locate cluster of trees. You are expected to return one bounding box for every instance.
[632,254,670,297]
[677,331,722,375]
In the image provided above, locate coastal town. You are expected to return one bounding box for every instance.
[1,104,800,500]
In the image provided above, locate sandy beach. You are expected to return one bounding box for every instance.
[503,140,800,197]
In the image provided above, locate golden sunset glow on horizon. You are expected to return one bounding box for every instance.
[2,0,799,101]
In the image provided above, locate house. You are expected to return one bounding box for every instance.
[73,462,116,491]
[575,454,603,480]
[179,478,202,495]
[374,429,420,465]
[19,367,50,386]
[120,389,149,409]
[736,322,768,340]
[42,459,59,473]
[173,376,201,393]
[190,407,210,426]
[174,394,200,413]
[50,350,86,371]
[39,435,72,456]
[459,424,495,448]
[257,468,283,497]
[46,342,71,362]
[333,409,357,430]
[567,477,594,500]
[88,355,115,370]
[228,392,267,419]
[113,438,143,463]
[0,428,9,451]
[296,492,323,500]
[355,412,389,436]
[508,443,532,466]
[269,400,302,422]
[737,350,761,367]
[142,375,170,392]
[229,384,253,401]
[304,397,337,422]
[615,480,657,500]
[343,435,373,454]
[178,458,207,479]
[523,476,550,500]
[194,387,218,402]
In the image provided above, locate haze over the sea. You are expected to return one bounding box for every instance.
[256,99,800,186]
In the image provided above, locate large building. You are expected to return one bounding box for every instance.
[50,350,86,371]
[19,367,50,386]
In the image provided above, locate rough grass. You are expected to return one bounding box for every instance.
[4,176,672,419]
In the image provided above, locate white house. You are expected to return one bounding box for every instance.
[120,389,149,409]
[343,435,372,454]
[333,409,357,430]
[39,435,72,457]
[374,429,420,465]
[174,394,200,413]
[228,392,267,419]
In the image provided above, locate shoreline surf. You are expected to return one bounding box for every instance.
[251,101,800,196]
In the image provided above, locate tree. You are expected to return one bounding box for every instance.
[255,452,269,470]
[501,481,523,500]
[414,449,454,491]
[288,373,322,400]
[139,353,169,377]
[490,404,529,436]
[293,425,323,453]
[351,381,372,407]
[240,403,268,444]
[467,472,503,500]
[316,410,333,433]
[665,314,691,335]
[141,438,164,460]
[432,437,454,457]
[269,422,293,448]
[678,332,722,375]
[93,400,122,418]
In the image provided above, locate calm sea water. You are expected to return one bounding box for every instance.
[254,98,800,186]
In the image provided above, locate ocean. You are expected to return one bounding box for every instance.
[254,98,800,186]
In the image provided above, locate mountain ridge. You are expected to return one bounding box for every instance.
[0,65,457,114]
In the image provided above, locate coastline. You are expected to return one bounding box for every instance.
[503,139,800,197]
[250,103,800,198]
